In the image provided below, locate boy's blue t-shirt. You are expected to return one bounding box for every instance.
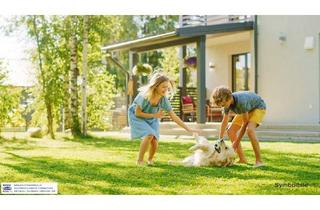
[223,91,266,114]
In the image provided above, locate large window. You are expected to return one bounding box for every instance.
[232,53,252,92]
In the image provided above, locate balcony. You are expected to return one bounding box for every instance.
[179,15,254,28]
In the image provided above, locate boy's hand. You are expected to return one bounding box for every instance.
[154,109,164,118]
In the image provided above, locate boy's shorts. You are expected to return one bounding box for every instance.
[231,109,266,127]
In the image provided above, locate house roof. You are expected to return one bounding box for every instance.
[101,31,199,53]
[177,21,254,37]
[102,21,254,53]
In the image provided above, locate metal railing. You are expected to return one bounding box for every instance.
[179,15,254,27]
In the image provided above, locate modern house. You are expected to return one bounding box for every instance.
[103,15,320,127]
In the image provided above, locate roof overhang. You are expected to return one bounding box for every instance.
[102,31,199,53]
[102,21,254,53]
[177,21,254,37]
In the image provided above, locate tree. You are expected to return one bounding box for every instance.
[0,60,20,133]
[83,16,137,129]
[69,16,81,136]
[136,15,179,84]
[29,15,68,139]
[81,15,88,136]
[137,15,178,37]
[86,68,116,130]
[4,15,68,138]
[2,15,142,134]
[89,16,138,92]
[20,87,34,130]
[159,47,180,84]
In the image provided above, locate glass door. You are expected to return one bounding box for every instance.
[232,53,252,92]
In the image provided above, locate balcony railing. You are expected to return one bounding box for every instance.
[179,15,254,28]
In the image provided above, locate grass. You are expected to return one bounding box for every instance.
[0,132,319,195]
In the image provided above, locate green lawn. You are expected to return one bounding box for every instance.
[0,133,319,195]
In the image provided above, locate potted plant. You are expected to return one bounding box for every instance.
[132,63,153,76]
[184,56,197,69]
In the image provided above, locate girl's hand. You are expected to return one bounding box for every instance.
[188,128,201,135]
[154,109,164,118]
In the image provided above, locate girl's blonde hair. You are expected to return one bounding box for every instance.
[211,86,232,106]
[138,71,174,101]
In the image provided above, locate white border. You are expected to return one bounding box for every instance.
[0,0,319,15]
[0,1,319,209]
[0,195,319,210]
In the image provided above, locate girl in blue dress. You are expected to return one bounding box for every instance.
[128,72,199,166]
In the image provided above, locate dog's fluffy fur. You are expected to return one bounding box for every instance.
[170,135,236,167]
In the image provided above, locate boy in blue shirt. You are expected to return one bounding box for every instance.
[211,86,266,168]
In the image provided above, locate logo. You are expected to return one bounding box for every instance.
[1,184,13,192]
[3,186,12,191]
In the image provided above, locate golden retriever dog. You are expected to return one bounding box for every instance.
[169,135,236,167]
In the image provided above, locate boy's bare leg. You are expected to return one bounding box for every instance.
[137,135,153,165]
[247,122,264,166]
[227,124,248,163]
[147,137,158,164]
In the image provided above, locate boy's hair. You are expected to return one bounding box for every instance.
[211,86,232,106]
[138,71,174,101]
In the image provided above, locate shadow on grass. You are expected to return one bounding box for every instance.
[1,149,319,195]
[258,140,320,144]
[255,149,320,180]
[62,136,320,181]
[0,136,31,145]
[0,136,47,152]
[1,152,140,194]
[63,135,192,155]
[1,135,319,194]
[0,151,267,194]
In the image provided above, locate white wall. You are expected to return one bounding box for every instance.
[258,16,320,124]
[205,32,252,99]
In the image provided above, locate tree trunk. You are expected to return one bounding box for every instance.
[81,15,88,136]
[63,72,71,130]
[70,16,81,136]
[45,99,55,139]
[32,15,55,139]
[63,17,72,131]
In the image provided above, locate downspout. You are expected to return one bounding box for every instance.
[254,15,258,93]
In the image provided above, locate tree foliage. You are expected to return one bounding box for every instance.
[136,15,179,85]
[158,47,180,84]
[87,68,116,129]
[2,15,180,134]
[0,60,20,131]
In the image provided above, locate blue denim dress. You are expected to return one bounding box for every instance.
[128,94,172,141]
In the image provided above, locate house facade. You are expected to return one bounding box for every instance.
[103,15,320,125]
[205,15,320,124]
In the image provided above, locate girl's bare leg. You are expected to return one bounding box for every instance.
[137,135,153,165]
[147,137,158,165]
